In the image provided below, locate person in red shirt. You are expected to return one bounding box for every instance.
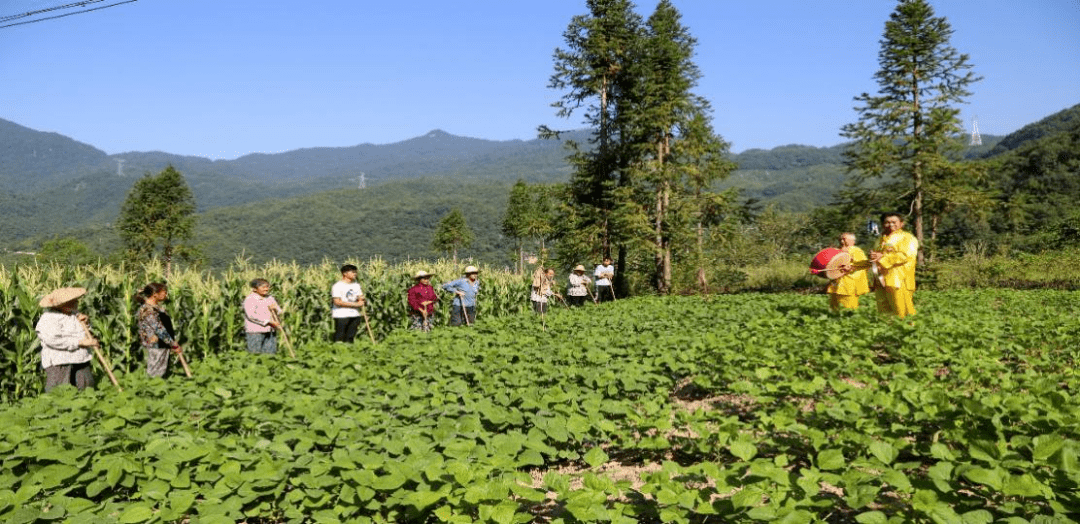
[407,270,438,331]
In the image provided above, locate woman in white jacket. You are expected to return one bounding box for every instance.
[36,287,99,392]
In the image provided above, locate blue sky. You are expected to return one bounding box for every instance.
[2,0,1077,160]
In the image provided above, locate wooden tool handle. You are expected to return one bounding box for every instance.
[79,318,122,392]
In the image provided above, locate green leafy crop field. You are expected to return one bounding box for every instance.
[2,290,1078,523]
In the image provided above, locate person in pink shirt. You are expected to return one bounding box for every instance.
[243,278,282,354]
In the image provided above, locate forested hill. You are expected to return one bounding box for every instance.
[983,103,1080,157]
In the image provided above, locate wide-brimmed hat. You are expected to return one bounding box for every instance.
[573,265,586,272]
[463,266,479,274]
[413,270,433,279]
[39,287,86,308]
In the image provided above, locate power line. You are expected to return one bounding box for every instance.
[0,0,137,29]
[1,1,109,23]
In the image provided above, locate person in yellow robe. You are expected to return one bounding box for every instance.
[828,232,869,311]
[853,213,918,318]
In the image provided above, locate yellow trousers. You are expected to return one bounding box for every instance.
[876,287,915,318]
[829,293,859,311]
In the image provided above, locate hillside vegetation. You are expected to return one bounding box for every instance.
[2,102,1075,270]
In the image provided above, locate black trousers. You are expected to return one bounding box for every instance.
[333,317,362,342]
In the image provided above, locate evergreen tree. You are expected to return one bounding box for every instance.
[543,0,644,280]
[545,0,733,294]
[630,0,732,293]
[117,165,197,276]
[432,208,474,264]
[840,0,981,262]
[502,181,559,273]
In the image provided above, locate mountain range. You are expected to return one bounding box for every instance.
[6,102,1075,266]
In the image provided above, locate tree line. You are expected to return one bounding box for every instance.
[504,0,1079,294]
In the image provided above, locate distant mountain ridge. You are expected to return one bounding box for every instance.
[0,120,583,194]
[1,103,1069,260]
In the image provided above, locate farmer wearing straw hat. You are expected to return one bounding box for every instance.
[827,233,870,311]
[407,270,438,332]
[36,287,98,391]
[566,265,592,307]
[442,266,480,326]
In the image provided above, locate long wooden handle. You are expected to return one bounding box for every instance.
[171,332,193,378]
[360,304,377,344]
[79,319,122,392]
[270,309,296,358]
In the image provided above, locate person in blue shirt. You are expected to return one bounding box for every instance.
[442,265,480,326]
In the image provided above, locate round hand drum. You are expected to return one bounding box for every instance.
[809,248,852,280]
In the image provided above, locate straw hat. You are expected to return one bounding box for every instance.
[573,265,586,272]
[463,266,479,274]
[413,270,433,279]
[39,287,87,308]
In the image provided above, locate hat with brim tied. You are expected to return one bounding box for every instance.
[463,266,479,275]
[413,270,433,279]
[39,287,87,308]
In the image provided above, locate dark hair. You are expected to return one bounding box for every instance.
[880,212,904,224]
[341,264,358,274]
[134,282,167,304]
[250,278,269,289]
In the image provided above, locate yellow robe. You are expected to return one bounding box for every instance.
[827,246,869,310]
[871,230,918,318]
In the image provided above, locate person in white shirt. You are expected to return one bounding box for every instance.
[567,265,592,307]
[36,287,98,391]
[594,257,615,303]
[331,264,365,342]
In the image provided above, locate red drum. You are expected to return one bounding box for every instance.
[809,248,852,280]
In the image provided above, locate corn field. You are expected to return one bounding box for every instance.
[0,258,532,402]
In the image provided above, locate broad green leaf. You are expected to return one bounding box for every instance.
[869,441,897,465]
[117,504,154,523]
[817,449,845,471]
[960,467,1003,491]
[730,440,757,462]
[583,446,609,468]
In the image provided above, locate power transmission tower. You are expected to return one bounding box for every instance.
[350,172,366,189]
[116,158,125,177]
[969,117,982,146]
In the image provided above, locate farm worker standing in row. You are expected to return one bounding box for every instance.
[531,268,560,314]
[443,266,480,326]
[331,264,366,343]
[243,278,282,354]
[36,287,98,391]
[848,212,918,318]
[407,270,438,332]
[594,257,615,303]
[566,265,592,307]
[134,282,184,378]
[828,233,870,311]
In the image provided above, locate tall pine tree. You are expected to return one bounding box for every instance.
[840,0,981,262]
[545,0,733,294]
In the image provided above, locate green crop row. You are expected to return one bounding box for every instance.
[0,258,532,402]
[1,290,1078,522]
